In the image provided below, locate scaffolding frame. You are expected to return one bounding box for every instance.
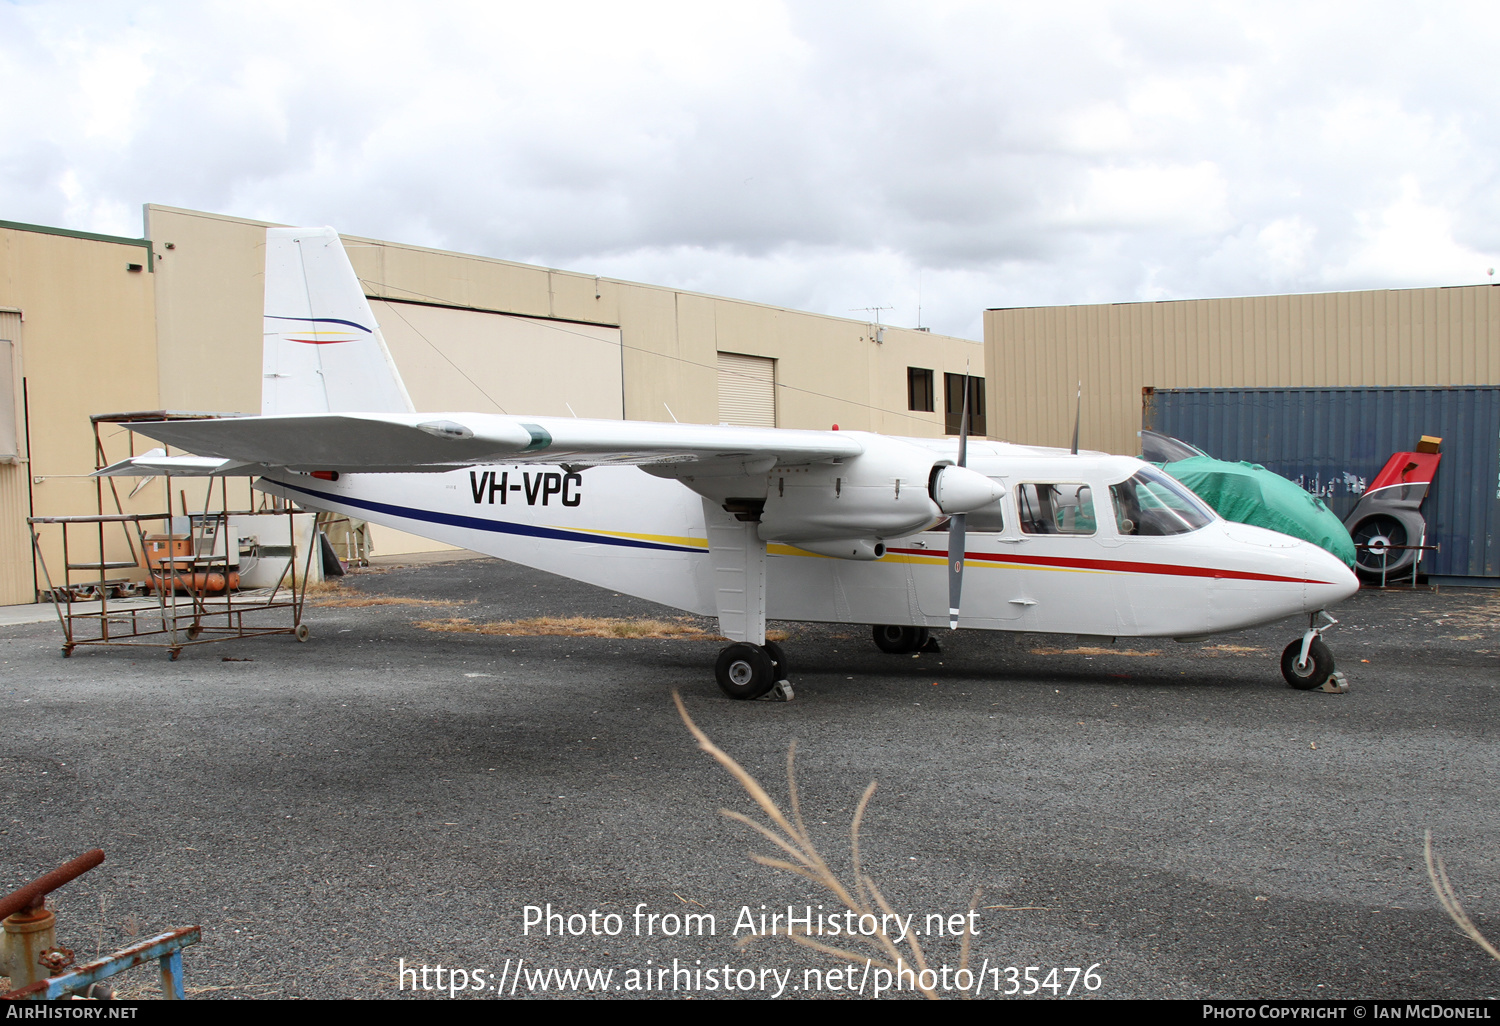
[26,412,314,660]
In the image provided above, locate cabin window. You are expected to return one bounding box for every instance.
[934,504,1004,534]
[966,505,1004,532]
[1109,467,1214,536]
[1017,483,1096,535]
[907,367,935,412]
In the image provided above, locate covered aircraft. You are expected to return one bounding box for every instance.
[101,228,1360,697]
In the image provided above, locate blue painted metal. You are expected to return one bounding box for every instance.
[2,927,199,1000]
[1143,386,1500,582]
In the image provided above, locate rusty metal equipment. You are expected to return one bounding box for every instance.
[28,412,317,659]
[0,849,200,1000]
[31,507,314,660]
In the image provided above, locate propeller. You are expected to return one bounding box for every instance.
[947,373,970,630]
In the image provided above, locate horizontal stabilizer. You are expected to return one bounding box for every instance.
[93,449,254,477]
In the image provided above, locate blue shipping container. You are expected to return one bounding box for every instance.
[1143,386,1500,584]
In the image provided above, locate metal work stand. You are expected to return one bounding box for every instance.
[27,412,315,659]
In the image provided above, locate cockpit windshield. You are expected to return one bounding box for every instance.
[1109,466,1215,536]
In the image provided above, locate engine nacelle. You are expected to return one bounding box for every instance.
[757,434,1003,552]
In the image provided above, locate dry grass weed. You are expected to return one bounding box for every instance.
[306,581,469,609]
[1425,829,1500,962]
[1420,591,1500,635]
[675,692,973,1000]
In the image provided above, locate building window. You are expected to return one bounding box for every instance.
[907,367,935,412]
[944,373,985,436]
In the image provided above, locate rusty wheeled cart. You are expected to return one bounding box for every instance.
[28,411,320,660]
[30,505,315,660]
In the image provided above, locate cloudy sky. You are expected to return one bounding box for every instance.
[3,1,1497,338]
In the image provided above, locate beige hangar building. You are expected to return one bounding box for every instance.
[0,205,985,605]
[985,286,1500,457]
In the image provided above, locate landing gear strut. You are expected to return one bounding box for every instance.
[1280,610,1348,692]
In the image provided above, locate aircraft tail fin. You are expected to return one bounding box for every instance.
[262,227,415,416]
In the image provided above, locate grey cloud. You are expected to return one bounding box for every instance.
[2,2,1499,340]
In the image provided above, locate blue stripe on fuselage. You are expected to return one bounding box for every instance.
[273,477,703,554]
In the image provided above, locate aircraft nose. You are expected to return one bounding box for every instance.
[1303,545,1359,610]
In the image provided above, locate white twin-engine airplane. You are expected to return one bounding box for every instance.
[107,227,1359,699]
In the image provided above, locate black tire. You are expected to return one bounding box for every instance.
[1350,514,1413,579]
[1281,637,1335,690]
[715,643,776,700]
[763,640,789,680]
[872,625,929,654]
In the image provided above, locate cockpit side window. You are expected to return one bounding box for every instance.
[1109,467,1214,536]
[1017,483,1096,536]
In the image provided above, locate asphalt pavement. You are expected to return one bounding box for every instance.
[1,556,1497,1000]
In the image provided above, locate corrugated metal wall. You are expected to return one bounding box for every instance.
[0,311,32,604]
[987,284,1500,457]
[1144,386,1500,582]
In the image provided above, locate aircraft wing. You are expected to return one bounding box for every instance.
[124,412,866,473]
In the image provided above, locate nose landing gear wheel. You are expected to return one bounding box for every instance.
[1281,637,1335,690]
[872,624,930,654]
[715,643,777,700]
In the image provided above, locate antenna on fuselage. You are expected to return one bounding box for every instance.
[1070,381,1082,456]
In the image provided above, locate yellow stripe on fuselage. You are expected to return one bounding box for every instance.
[562,526,709,549]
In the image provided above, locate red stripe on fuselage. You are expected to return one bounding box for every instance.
[885,547,1325,585]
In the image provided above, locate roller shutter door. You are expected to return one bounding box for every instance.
[717,352,776,427]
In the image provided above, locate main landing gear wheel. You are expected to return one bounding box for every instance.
[715,643,777,700]
[1281,637,1335,690]
[872,624,930,654]
[763,640,789,681]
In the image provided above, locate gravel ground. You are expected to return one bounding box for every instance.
[1,557,1498,1000]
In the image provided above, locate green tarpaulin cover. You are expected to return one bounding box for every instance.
[1161,456,1357,568]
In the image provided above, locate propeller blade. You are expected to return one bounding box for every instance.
[948,512,967,630]
[949,369,971,629]
[957,371,970,469]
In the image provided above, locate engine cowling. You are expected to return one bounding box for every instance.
[931,463,1005,514]
[756,434,1004,555]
